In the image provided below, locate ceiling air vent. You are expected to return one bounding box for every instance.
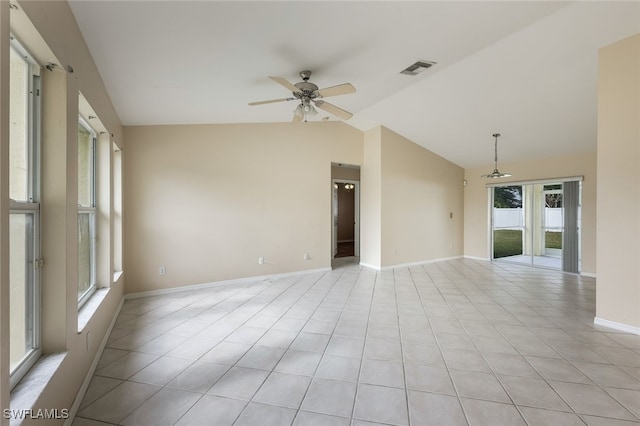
[400,60,436,76]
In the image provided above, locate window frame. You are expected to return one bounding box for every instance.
[77,117,97,307]
[8,35,42,390]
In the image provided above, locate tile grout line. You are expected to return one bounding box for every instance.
[350,267,378,424]
[236,264,375,423]
[443,259,638,425]
[101,272,321,425]
[393,267,412,426]
[410,262,472,426]
[115,280,286,425]
[221,268,347,425]
[288,264,366,424]
[442,259,577,425]
[269,265,362,423]
[75,259,640,426]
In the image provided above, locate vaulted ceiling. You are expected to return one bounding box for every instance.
[68,1,640,168]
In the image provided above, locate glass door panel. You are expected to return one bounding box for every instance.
[492,185,526,264]
[532,184,562,270]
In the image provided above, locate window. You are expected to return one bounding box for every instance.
[9,37,41,388]
[78,118,96,306]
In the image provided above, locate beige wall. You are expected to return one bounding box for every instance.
[596,33,640,329]
[464,151,597,275]
[124,123,465,282]
[1,1,124,423]
[380,127,464,267]
[123,122,363,294]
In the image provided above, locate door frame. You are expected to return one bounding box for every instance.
[331,179,360,258]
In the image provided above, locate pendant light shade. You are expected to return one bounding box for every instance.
[293,99,318,122]
[481,133,511,178]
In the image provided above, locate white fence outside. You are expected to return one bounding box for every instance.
[494,208,523,229]
[545,208,563,229]
[494,208,563,229]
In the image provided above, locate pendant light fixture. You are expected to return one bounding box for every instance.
[482,133,511,178]
[293,98,318,122]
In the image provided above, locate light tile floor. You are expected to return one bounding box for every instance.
[73,259,640,425]
[499,255,562,270]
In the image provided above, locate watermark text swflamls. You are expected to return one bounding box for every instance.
[3,408,69,420]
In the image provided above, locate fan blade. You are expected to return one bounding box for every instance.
[248,97,294,106]
[316,83,356,98]
[269,76,301,94]
[314,100,353,120]
[292,113,303,123]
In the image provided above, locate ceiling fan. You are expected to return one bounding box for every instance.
[249,70,356,122]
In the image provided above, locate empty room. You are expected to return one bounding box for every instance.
[1,1,640,425]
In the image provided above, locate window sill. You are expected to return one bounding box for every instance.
[78,287,110,333]
[10,353,66,425]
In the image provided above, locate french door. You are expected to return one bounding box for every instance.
[491,179,581,273]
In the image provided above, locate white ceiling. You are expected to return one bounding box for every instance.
[68,1,640,169]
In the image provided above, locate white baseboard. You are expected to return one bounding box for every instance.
[360,256,466,271]
[464,255,490,261]
[381,255,463,271]
[125,267,332,300]
[359,262,381,271]
[65,297,125,426]
[594,317,640,335]
[581,272,596,278]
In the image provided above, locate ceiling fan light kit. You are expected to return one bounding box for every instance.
[249,70,356,122]
[482,133,512,178]
[293,101,318,122]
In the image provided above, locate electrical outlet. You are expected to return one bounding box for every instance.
[159,266,166,275]
[258,257,264,265]
[304,253,310,260]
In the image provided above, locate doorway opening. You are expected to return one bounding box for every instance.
[491,179,581,273]
[331,163,360,268]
